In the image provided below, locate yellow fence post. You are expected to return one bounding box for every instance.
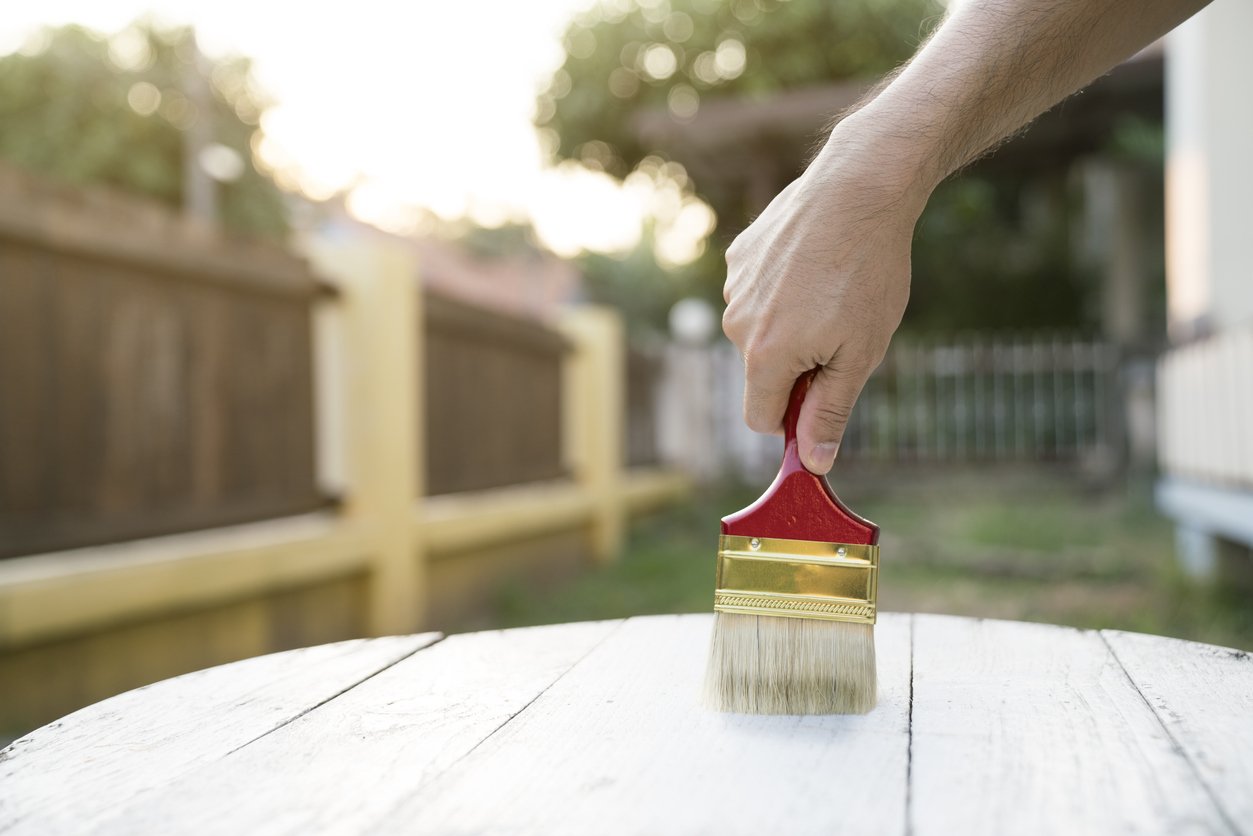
[303,236,426,635]
[560,306,625,564]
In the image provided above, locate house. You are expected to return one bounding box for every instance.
[1155,0,1253,580]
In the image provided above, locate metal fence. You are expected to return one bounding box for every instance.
[841,336,1119,463]
[662,335,1120,481]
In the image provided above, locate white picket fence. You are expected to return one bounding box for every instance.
[658,335,1121,481]
[1158,324,1253,489]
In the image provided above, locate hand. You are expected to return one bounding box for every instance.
[721,121,928,474]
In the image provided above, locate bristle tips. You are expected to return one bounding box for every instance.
[703,613,877,715]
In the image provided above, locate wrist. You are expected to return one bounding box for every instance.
[810,107,942,223]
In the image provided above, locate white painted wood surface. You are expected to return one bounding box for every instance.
[0,634,438,835]
[90,620,622,836]
[1103,630,1253,829]
[387,614,912,836]
[2,615,1249,836]
[910,615,1231,836]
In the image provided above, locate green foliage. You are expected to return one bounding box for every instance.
[0,22,287,237]
[579,224,724,336]
[539,0,939,178]
[536,0,1139,337]
[1106,114,1165,165]
[486,468,1253,652]
[457,222,548,260]
[538,0,948,333]
[905,177,1092,332]
[451,219,721,338]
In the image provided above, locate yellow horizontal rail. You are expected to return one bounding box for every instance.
[0,515,372,650]
[422,480,596,555]
[0,468,688,651]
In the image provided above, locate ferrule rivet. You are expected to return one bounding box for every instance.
[836,546,847,557]
[749,538,761,550]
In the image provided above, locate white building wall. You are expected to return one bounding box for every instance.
[1160,0,1253,575]
[1165,0,1253,338]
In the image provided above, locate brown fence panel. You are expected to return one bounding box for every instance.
[424,293,568,495]
[0,168,326,558]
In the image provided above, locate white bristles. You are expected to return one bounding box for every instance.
[703,613,876,714]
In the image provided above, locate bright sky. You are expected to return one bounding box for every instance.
[0,0,716,262]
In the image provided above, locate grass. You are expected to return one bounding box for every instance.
[487,464,1253,651]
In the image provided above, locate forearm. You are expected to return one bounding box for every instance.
[723,0,1211,470]
[824,0,1209,202]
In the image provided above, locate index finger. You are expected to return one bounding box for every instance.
[741,348,795,435]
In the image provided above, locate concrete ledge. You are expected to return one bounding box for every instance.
[1156,477,1253,547]
[622,467,690,514]
[0,469,689,650]
[421,480,596,555]
[419,468,688,555]
[0,514,372,650]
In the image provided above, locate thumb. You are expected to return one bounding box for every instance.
[797,362,868,474]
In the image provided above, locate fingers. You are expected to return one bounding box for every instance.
[741,349,793,435]
[797,360,869,474]
[723,288,793,435]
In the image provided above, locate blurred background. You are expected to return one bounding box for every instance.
[2,0,1251,741]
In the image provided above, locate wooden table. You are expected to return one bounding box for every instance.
[3,614,1250,835]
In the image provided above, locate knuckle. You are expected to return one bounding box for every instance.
[811,401,854,436]
[742,341,782,381]
[744,404,775,434]
[839,338,889,372]
[721,305,741,341]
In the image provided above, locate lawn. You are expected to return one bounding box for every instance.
[488,465,1253,651]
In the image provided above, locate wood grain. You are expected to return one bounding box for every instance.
[424,291,568,496]
[1103,629,1253,830]
[4,615,1248,836]
[0,634,437,835]
[379,613,912,836]
[86,620,621,835]
[909,615,1232,835]
[0,234,325,559]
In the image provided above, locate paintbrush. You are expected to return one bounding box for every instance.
[704,372,879,714]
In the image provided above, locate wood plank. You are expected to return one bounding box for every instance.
[909,615,1231,835]
[1102,629,1253,830]
[0,634,439,834]
[378,613,912,836]
[0,163,318,299]
[86,620,622,835]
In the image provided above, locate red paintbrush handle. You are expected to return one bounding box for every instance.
[722,372,879,545]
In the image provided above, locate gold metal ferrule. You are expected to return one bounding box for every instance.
[714,534,879,624]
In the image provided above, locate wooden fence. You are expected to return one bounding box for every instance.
[424,293,568,494]
[0,170,326,560]
[0,163,672,559]
[0,182,686,735]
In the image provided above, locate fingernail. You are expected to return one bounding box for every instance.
[808,442,839,474]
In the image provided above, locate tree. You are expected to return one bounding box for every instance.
[0,21,287,237]
[537,0,990,334]
[538,0,937,180]
[537,0,1150,337]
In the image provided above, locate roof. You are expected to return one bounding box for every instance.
[631,43,1164,189]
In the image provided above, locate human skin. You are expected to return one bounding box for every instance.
[722,0,1211,474]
